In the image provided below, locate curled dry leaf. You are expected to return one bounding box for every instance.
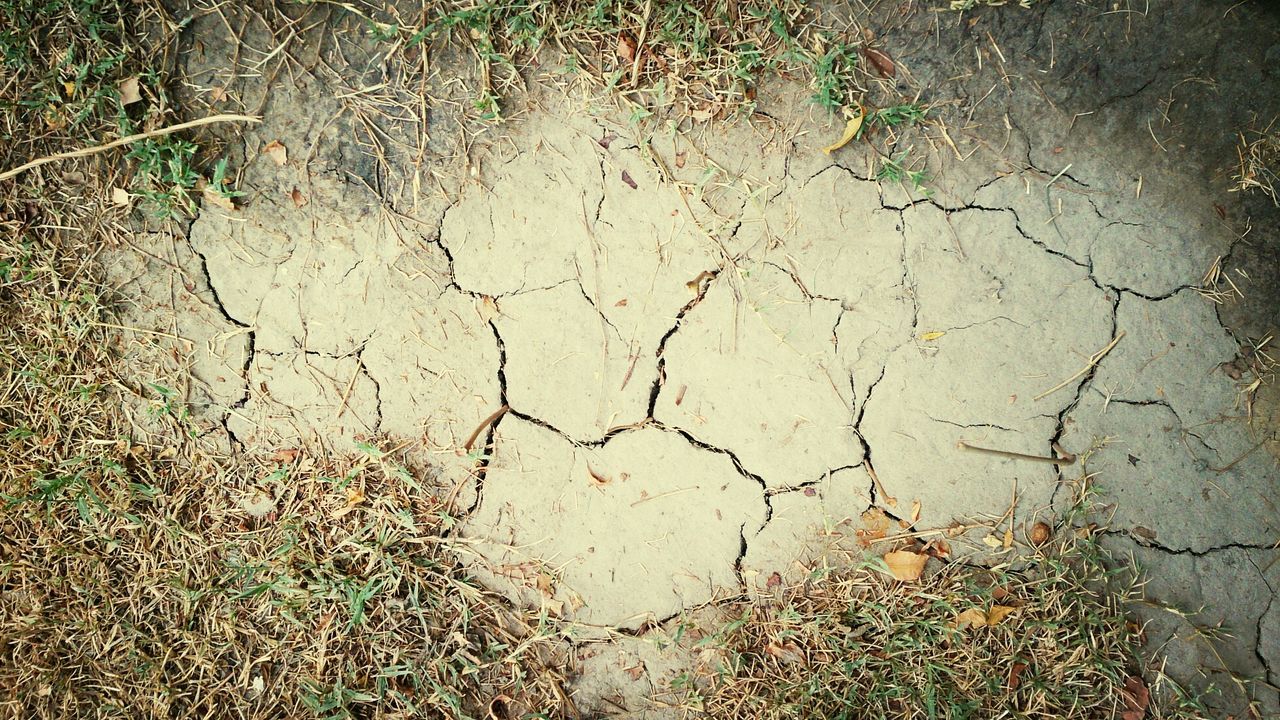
[674,151,687,169]
[616,33,637,62]
[621,169,638,189]
[861,47,896,78]
[263,140,287,166]
[290,186,307,208]
[955,604,1018,630]
[202,184,235,211]
[822,106,865,155]
[882,550,927,582]
[1121,676,1150,720]
[587,464,611,487]
[919,330,946,342]
[764,641,805,664]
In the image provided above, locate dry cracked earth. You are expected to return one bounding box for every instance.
[105,1,1280,715]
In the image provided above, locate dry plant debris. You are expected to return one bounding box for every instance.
[671,524,1211,719]
[1233,123,1280,204]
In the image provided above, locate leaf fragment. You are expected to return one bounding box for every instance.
[263,140,287,166]
[882,550,927,581]
[919,330,946,342]
[822,107,865,155]
[861,47,897,78]
[118,76,141,105]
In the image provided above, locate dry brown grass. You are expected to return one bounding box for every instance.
[668,496,1213,719]
[1233,123,1280,205]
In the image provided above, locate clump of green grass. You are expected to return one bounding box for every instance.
[668,493,1211,719]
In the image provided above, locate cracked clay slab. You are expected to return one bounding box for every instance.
[463,417,767,629]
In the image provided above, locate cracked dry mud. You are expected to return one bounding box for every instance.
[106,1,1280,715]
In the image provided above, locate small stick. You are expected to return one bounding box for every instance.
[464,404,509,451]
[0,114,261,182]
[959,441,1075,466]
[1034,330,1125,401]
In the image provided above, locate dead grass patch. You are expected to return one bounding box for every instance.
[1233,123,1280,205]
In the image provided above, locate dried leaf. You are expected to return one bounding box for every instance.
[882,550,927,581]
[476,295,499,323]
[1121,676,1150,720]
[271,448,300,463]
[621,170,638,189]
[332,488,365,518]
[986,605,1016,626]
[954,608,987,629]
[766,571,782,589]
[764,641,804,664]
[1008,661,1028,690]
[690,108,714,122]
[210,85,227,102]
[623,664,644,681]
[597,132,617,149]
[910,499,921,523]
[822,109,865,155]
[1003,526,1014,549]
[587,464,611,487]
[202,184,235,211]
[290,186,307,208]
[616,33,637,62]
[861,47,896,78]
[674,151,687,169]
[919,330,946,342]
[982,534,1003,548]
[111,187,131,207]
[118,76,141,105]
[263,140,287,166]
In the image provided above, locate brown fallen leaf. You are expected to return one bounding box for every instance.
[882,550,927,582]
[764,641,804,664]
[209,85,227,103]
[271,447,300,463]
[1003,526,1014,549]
[766,571,782,589]
[118,76,142,105]
[674,151,687,169]
[617,33,637,62]
[597,132,617,150]
[290,186,307,208]
[623,664,644,681]
[263,139,287,166]
[910,498,921,523]
[614,298,628,307]
[861,47,896,78]
[1121,676,1149,720]
[621,169,638,189]
[1008,661,1028,690]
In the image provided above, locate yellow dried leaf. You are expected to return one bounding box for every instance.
[882,550,927,582]
[919,330,946,342]
[986,605,1017,626]
[910,499,921,523]
[111,187,131,207]
[954,608,987,629]
[982,534,1003,548]
[822,109,865,155]
[1003,527,1014,549]
[63,80,76,97]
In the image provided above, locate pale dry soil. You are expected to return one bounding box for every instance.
[106,3,1280,716]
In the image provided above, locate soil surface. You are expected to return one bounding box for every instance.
[110,1,1280,715]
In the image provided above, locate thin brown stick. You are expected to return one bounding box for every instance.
[959,441,1075,466]
[1034,330,1126,401]
[0,114,261,182]
[464,405,509,451]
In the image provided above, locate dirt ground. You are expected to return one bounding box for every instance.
[104,1,1280,716]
